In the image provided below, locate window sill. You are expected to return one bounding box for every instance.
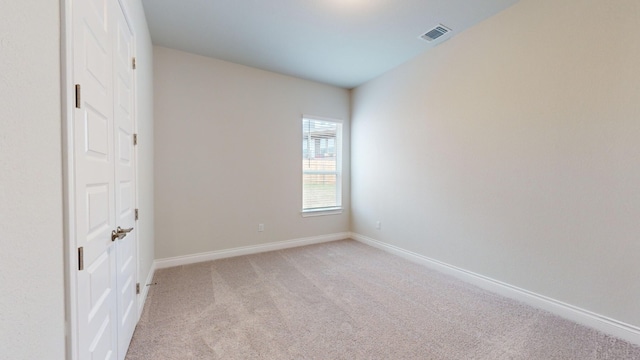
[301,208,343,217]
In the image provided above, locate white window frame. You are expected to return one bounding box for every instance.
[301,115,343,217]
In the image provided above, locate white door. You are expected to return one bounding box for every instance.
[73,0,118,358]
[73,0,137,359]
[113,3,138,357]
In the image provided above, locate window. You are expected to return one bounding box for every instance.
[302,116,342,214]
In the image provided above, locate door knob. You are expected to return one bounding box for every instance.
[111,226,134,241]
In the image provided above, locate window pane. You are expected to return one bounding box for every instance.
[303,173,337,209]
[302,157,336,172]
[302,117,341,211]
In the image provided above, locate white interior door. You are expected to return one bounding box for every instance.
[113,3,138,357]
[73,0,118,358]
[73,0,137,359]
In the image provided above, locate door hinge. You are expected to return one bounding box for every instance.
[78,247,84,271]
[132,57,136,70]
[133,133,138,145]
[136,283,141,295]
[75,84,81,109]
[135,208,139,221]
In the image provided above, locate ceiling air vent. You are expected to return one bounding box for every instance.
[419,24,451,42]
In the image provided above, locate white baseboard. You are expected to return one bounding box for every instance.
[137,261,156,320]
[350,232,640,346]
[154,232,350,269]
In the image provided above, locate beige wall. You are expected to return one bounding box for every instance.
[351,0,640,328]
[153,46,351,259]
[0,1,65,358]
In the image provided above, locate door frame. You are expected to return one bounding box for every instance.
[61,0,139,358]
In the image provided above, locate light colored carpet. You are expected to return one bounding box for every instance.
[126,240,640,359]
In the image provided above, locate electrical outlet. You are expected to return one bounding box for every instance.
[258,224,264,232]
[376,221,381,230]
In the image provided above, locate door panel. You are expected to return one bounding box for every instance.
[74,0,118,357]
[85,108,110,158]
[85,251,116,360]
[113,3,138,358]
[74,0,138,359]
[86,184,110,238]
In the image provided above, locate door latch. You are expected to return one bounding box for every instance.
[111,226,134,241]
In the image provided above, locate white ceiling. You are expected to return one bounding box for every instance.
[141,0,520,89]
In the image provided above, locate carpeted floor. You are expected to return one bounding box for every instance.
[126,239,640,359]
